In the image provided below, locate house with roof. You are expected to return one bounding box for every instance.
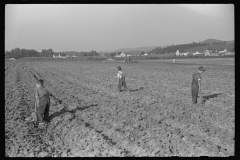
[9,58,16,60]
[218,49,227,56]
[53,54,60,58]
[120,52,126,57]
[143,53,148,56]
[176,50,180,56]
[219,49,227,53]
[181,52,188,56]
[193,51,203,56]
[204,49,211,56]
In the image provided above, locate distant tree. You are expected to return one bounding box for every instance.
[20,49,26,57]
[41,49,47,57]
[5,51,10,59]
[46,49,54,57]
[140,51,145,55]
[13,48,21,59]
[10,49,16,59]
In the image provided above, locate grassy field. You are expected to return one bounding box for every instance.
[5,58,234,157]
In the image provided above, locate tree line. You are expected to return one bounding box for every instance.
[149,42,209,54]
[57,50,100,57]
[5,48,101,59]
[5,48,55,59]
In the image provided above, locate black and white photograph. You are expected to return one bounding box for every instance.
[5,4,234,157]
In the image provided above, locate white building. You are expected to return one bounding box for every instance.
[181,52,188,56]
[193,51,203,55]
[204,50,211,56]
[115,52,126,57]
[176,50,180,56]
[72,55,77,58]
[219,49,227,53]
[120,52,126,57]
[53,54,60,58]
[143,53,148,56]
[9,58,15,60]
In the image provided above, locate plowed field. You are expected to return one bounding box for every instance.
[5,58,235,157]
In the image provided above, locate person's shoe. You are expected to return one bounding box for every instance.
[30,118,36,122]
[38,122,44,127]
[25,116,31,121]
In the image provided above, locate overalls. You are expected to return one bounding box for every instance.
[118,73,128,92]
[191,72,201,104]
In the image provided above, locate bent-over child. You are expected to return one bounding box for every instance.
[35,79,52,126]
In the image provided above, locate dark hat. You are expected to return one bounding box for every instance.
[37,79,44,85]
[199,66,205,72]
[118,66,121,70]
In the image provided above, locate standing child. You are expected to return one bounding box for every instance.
[117,66,129,92]
[35,79,52,126]
[191,66,205,105]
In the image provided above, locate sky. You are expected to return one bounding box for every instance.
[5,4,234,52]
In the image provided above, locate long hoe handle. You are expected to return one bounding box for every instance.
[35,99,37,113]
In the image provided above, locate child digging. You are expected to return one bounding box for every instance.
[117,66,130,93]
[35,79,53,127]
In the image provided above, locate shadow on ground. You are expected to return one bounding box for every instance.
[202,93,222,103]
[48,103,98,122]
[129,87,144,92]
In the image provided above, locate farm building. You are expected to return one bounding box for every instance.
[219,49,228,54]
[204,50,211,56]
[53,54,60,58]
[115,52,126,57]
[176,50,180,56]
[127,54,133,57]
[176,50,188,56]
[71,55,77,58]
[9,58,16,60]
[193,51,203,56]
[53,54,69,58]
[181,52,188,56]
[143,53,148,56]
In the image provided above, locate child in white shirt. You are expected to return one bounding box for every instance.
[117,66,129,92]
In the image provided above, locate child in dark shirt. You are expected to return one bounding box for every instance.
[191,66,205,104]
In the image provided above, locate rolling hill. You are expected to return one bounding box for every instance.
[101,45,170,53]
[100,38,234,55]
[201,39,234,44]
[186,43,235,53]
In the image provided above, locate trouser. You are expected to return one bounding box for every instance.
[36,95,50,122]
[191,86,199,104]
[118,77,128,92]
